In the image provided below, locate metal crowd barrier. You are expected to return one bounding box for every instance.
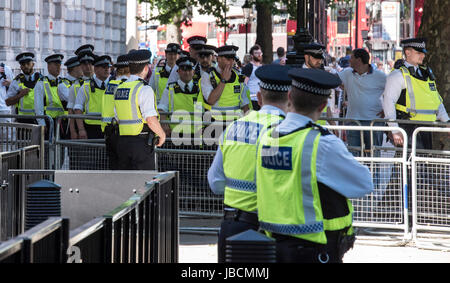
[0,172,179,263]
[411,127,450,250]
[0,147,43,241]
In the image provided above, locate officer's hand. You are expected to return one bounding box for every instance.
[156,131,166,147]
[19,88,31,96]
[389,132,404,147]
[377,110,385,118]
[222,65,232,82]
[2,80,11,87]
[78,129,88,140]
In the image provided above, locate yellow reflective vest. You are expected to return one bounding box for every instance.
[80,79,106,126]
[14,73,42,116]
[395,66,443,121]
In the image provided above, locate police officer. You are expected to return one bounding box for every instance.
[74,55,111,140]
[114,49,165,170]
[149,43,180,102]
[200,45,251,130]
[34,54,69,140]
[103,54,130,170]
[256,68,373,263]
[158,56,203,139]
[302,43,326,69]
[208,64,291,263]
[68,46,96,139]
[6,52,42,124]
[382,37,450,149]
[167,35,207,85]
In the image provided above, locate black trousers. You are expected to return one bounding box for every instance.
[217,208,259,263]
[400,123,433,150]
[116,135,156,170]
[104,125,119,170]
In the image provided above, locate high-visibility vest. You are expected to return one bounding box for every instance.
[199,69,251,121]
[71,78,84,106]
[115,80,158,136]
[221,110,284,212]
[14,73,41,116]
[42,77,66,118]
[153,65,171,102]
[81,79,106,126]
[317,107,328,126]
[167,81,203,135]
[101,78,126,132]
[395,66,443,122]
[256,123,353,244]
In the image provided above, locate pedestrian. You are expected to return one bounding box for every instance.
[149,43,180,102]
[338,46,352,69]
[34,54,67,139]
[73,55,111,140]
[382,37,449,149]
[241,44,263,110]
[338,48,387,155]
[103,54,130,170]
[0,61,14,122]
[272,47,286,65]
[200,45,251,136]
[114,49,165,170]
[256,68,374,263]
[208,64,291,263]
[6,52,42,124]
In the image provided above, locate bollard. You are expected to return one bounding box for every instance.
[25,180,61,231]
[225,229,276,263]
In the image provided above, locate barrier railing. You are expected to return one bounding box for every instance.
[411,127,450,250]
[0,171,179,263]
[0,147,43,241]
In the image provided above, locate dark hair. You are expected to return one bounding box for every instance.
[290,87,328,113]
[129,63,147,75]
[261,88,288,104]
[352,48,370,65]
[249,44,261,56]
[276,47,285,57]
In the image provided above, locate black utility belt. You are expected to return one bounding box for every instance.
[223,207,258,225]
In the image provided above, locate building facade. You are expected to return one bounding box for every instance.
[0,0,127,72]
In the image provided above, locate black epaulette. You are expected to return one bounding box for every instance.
[90,79,96,92]
[14,74,24,81]
[238,73,245,83]
[159,66,171,78]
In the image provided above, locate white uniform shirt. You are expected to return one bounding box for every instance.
[381,61,449,130]
[0,64,14,112]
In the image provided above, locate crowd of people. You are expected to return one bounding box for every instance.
[1,35,448,263]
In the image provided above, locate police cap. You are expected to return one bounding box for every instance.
[45,54,64,64]
[216,45,239,58]
[256,65,292,93]
[114,54,130,68]
[94,55,112,67]
[176,57,196,70]
[288,68,341,96]
[165,43,181,54]
[128,49,152,65]
[16,52,35,63]
[75,44,95,56]
[400,37,427,54]
[302,43,326,59]
[187,35,207,47]
[197,45,217,56]
[64,56,80,68]
[78,51,96,64]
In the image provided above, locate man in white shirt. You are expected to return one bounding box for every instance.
[149,43,180,102]
[338,48,387,154]
[0,62,14,122]
[241,44,262,110]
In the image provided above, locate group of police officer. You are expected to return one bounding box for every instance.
[208,36,448,263]
[4,34,447,262]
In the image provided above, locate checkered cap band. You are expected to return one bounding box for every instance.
[292,79,331,96]
[402,42,426,49]
[217,50,236,56]
[80,54,94,62]
[94,58,110,66]
[259,81,291,92]
[18,56,34,62]
[47,57,63,63]
[115,61,129,67]
[129,59,150,64]
[66,61,80,68]
[304,49,323,55]
[189,39,205,45]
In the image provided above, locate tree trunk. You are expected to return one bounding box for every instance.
[417,0,450,150]
[166,14,183,45]
[255,2,273,64]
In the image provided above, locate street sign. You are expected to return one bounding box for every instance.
[338,8,348,17]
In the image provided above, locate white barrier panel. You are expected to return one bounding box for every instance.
[411,127,450,250]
